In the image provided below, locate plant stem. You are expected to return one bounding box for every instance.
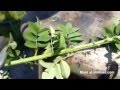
[34,48,38,56]
[4,36,118,67]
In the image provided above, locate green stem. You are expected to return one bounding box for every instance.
[4,36,117,67]
[34,48,38,56]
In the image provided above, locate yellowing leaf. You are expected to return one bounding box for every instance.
[55,64,63,79]
[60,60,70,79]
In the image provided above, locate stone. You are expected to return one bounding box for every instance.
[0,36,6,51]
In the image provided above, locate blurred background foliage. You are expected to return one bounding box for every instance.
[0,11,26,22]
[0,11,27,50]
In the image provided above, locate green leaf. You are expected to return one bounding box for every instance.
[113,37,120,43]
[39,60,54,69]
[107,33,113,38]
[37,30,51,42]
[115,43,120,50]
[24,32,37,42]
[28,22,39,35]
[108,23,116,34]
[37,35,51,42]
[115,22,120,35]
[70,37,81,41]
[38,29,49,37]
[69,42,79,45]
[66,23,72,34]
[55,64,63,79]
[59,33,66,49]
[48,66,56,74]
[57,24,66,37]
[68,32,81,38]
[57,23,82,47]
[43,43,53,54]
[57,24,66,32]
[7,49,20,57]
[9,41,17,49]
[9,33,14,43]
[16,50,20,56]
[24,41,37,48]
[102,27,113,38]
[37,43,48,48]
[101,28,107,38]
[69,27,79,34]
[7,49,14,57]
[50,26,56,37]
[60,60,70,79]
[5,58,12,66]
[39,28,49,34]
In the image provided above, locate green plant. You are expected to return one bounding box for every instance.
[23,20,82,79]
[101,22,120,51]
[1,19,120,79]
